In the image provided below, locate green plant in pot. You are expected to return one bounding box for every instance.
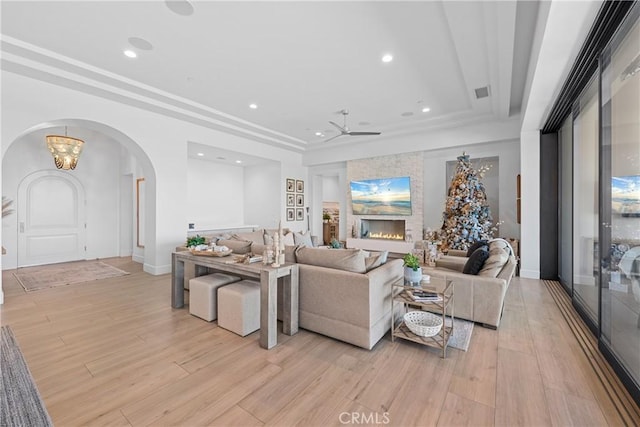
[322,212,331,223]
[403,252,423,285]
[186,235,206,248]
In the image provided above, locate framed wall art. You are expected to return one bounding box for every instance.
[287,208,295,221]
[296,208,304,221]
[296,194,304,206]
[296,180,304,193]
[287,193,295,207]
[286,178,295,192]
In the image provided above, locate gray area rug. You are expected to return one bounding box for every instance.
[446,317,474,351]
[1,326,53,427]
[14,259,129,292]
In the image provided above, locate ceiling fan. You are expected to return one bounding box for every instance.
[325,109,381,142]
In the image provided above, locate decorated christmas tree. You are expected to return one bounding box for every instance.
[440,153,495,252]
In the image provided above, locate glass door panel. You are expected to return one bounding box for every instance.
[600,8,640,385]
[573,77,600,325]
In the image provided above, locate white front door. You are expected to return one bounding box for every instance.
[17,171,86,267]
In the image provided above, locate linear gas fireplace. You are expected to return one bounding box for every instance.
[360,219,405,240]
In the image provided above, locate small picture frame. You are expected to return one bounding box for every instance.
[287,208,295,221]
[286,178,295,193]
[286,193,295,207]
[296,180,304,193]
[296,194,304,207]
[296,208,304,221]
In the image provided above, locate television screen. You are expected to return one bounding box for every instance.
[612,175,640,217]
[350,176,412,215]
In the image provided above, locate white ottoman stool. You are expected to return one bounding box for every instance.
[189,273,241,321]
[217,280,261,336]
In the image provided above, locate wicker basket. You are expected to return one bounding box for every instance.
[403,311,443,337]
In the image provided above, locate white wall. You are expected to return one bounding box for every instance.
[187,158,244,229]
[2,131,122,269]
[322,176,341,202]
[423,140,520,240]
[244,162,281,229]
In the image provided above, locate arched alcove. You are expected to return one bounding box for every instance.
[1,119,157,273]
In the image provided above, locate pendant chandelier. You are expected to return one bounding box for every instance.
[45,126,84,170]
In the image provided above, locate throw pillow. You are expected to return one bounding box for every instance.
[293,231,313,247]
[463,246,489,275]
[263,231,274,246]
[466,240,489,257]
[233,229,265,244]
[282,232,295,246]
[367,250,389,265]
[478,246,510,278]
[364,254,383,272]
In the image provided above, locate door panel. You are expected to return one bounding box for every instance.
[18,171,85,267]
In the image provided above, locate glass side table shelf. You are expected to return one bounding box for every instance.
[391,277,454,358]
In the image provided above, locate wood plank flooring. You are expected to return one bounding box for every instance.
[1,257,638,426]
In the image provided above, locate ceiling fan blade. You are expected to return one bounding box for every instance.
[323,134,343,143]
[328,121,346,133]
[347,131,381,136]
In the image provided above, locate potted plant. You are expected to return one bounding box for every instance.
[186,235,206,248]
[403,252,422,285]
[322,212,331,223]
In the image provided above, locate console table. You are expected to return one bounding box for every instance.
[171,251,299,350]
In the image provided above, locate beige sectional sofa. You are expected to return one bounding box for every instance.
[292,247,403,350]
[422,239,517,328]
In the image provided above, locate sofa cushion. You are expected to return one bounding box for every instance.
[463,246,489,275]
[295,247,366,273]
[294,230,314,247]
[478,245,510,278]
[217,239,252,254]
[369,250,389,265]
[466,240,488,257]
[232,229,264,244]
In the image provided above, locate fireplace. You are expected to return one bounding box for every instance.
[360,219,405,240]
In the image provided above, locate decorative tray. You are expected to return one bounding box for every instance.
[189,249,233,257]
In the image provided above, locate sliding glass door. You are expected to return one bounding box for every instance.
[573,76,600,326]
[600,5,640,388]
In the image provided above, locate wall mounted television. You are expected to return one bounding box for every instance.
[350,176,412,215]
[612,175,640,217]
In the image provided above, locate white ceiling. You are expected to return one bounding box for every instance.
[1,0,540,154]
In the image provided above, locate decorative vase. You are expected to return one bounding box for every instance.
[404,266,423,285]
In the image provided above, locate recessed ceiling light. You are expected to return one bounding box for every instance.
[401,112,413,117]
[196,152,204,157]
[315,131,322,136]
[165,0,194,16]
[249,103,258,109]
[235,160,242,164]
[421,107,431,113]
[123,49,137,58]
[381,54,393,63]
[216,156,226,160]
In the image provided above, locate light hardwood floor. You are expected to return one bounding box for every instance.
[0,257,637,426]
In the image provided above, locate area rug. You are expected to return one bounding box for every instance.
[13,259,129,292]
[446,318,474,351]
[0,326,53,427]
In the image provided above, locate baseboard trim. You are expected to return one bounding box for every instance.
[132,254,144,264]
[143,263,171,275]
[544,280,640,425]
[519,268,540,279]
